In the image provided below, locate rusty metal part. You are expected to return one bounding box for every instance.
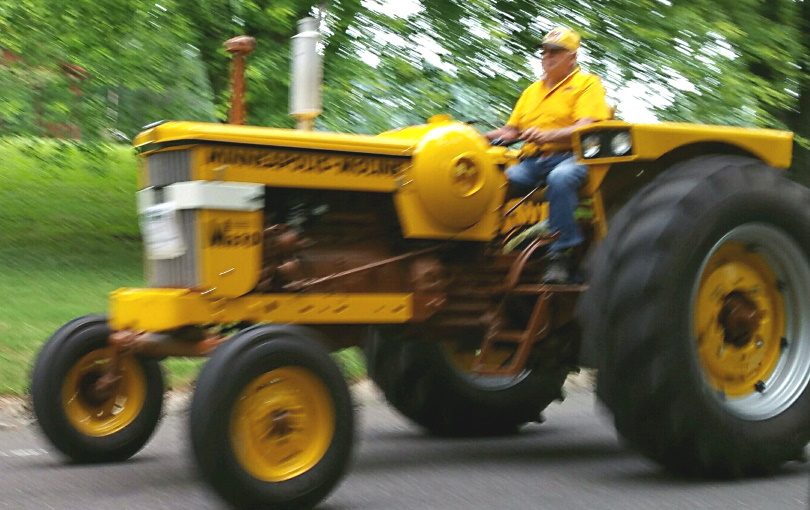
[439,241,586,377]
[257,191,416,293]
[256,267,276,292]
[411,293,449,322]
[264,227,310,256]
[257,225,286,291]
[82,374,116,407]
[284,245,444,291]
[276,230,303,252]
[512,283,588,294]
[504,234,558,290]
[224,35,256,125]
[276,259,305,283]
[94,330,132,398]
[409,256,447,292]
[91,370,121,403]
[473,291,554,376]
[258,224,309,291]
[718,291,763,348]
[501,224,527,248]
[473,278,588,376]
[425,252,515,330]
[109,330,225,358]
[224,35,257,55]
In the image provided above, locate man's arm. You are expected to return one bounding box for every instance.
[485,125,521,143]
[520,118,596,145]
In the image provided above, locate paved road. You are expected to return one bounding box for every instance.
[0,384,807,510]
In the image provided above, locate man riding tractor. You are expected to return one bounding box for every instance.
[486,26,611,283]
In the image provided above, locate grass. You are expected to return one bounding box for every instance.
[0,137,365,395]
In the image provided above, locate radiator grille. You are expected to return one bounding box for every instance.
[144,150,199,288]
[146,150,191,187]
[146,209,199,288]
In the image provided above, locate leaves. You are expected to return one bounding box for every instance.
[1,0,809,176]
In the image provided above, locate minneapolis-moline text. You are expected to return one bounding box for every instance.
[207,148,407,177]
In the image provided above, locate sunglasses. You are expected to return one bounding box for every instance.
[540,47,569,57]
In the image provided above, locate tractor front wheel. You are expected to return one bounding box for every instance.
[190,325,353,510]
[31,315,165,463]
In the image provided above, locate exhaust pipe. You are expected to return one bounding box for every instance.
[289,17,322,130]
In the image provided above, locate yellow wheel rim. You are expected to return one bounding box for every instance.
[693,241,785,396]
[230,367,335,482]
[61,348,147,437]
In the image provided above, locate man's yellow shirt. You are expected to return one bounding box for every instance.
[507,67,611,156]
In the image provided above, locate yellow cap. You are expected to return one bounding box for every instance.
[542,27,580,52]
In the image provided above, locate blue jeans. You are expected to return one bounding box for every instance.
[505,153,587,252]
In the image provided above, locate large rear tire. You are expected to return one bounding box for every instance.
[365,325,570,436]
[31,315,164,463]
[579,155,810,476]
[190,325,353,510]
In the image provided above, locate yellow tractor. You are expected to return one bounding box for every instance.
[30,29,810,510]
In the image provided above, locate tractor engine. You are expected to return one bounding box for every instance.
[120,117,517,335]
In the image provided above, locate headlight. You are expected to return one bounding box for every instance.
[581,134,601,158]
[579,129,633,159]
[610,131,632,156]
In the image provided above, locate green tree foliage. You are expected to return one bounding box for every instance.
[342,0,810,173]
[1,0,808,175]
[0,0,216,138]
[564,0,810,173]
[174,0,324,126]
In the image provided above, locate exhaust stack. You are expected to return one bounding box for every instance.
[289,17,322,130]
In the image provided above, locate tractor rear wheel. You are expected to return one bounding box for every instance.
[365,325,570,436]
[580,155,810,476]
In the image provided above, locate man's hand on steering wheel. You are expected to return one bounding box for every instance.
[486,125,521,146]
[520,127,554,145]
[490,137,519,147]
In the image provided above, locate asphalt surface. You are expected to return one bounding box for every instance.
[0,382,808,510]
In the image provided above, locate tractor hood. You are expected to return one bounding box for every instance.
[133,120,424,157]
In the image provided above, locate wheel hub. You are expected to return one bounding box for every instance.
[268,409,294,438]
[62,348,147,437]
[231,367,335,482]
[78,372,110,406]
[693,240,784,397]
[718,291,763,348]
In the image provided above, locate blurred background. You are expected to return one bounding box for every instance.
[1,0,808,394]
